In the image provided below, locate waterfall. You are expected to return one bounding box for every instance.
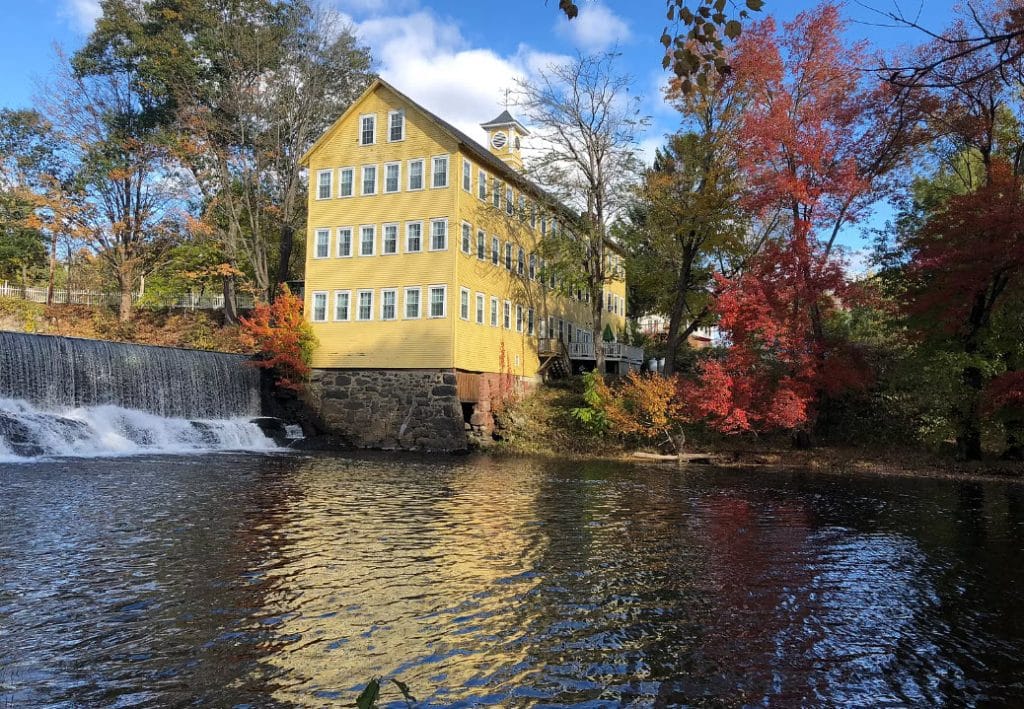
[0,332,276,461]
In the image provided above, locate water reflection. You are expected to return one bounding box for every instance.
[2,453,1023,706]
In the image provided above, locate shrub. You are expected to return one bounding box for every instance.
[239,285,317,391]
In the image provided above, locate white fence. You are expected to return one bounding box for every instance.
[0,282,254,311]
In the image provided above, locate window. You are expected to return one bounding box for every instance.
[429,285,446,318]
[506,186,514,216]
[528,253,536,280]
[382,223,398,254]
[432,155,448,188]
[338,167,354,197]
[311,292,327,322]
[360,114,376,145]
[530,203,537,229]
[460,287,470,320]
[541,217,548,238]
[517,247,525,275]
[406,221,422,252]
[388,110,404,142]
[492,178,501,209]
[404,287,421,319]
[491,236,499,265]
[504,242,512,270]
[381,289,397,320]
[337,227,352,257]
[384,162,400,193]
[334,291,350,321]
[548,317,555,339]
[313,228,329,259]
[607,292,613,312]
[527,308,535,335]
[478,169,488,200]
[461,223,472,254]
[475,292,485,324]
[430,218,447,251]
[408,159,424,190]
[359,225,375,256]
[516,304,523,332]
[490,297,498,327]
[503,300,511,329]
[316,170,331,200]
[462,159,471,191]
[518,195,526,220]
[361,165,377,195]
[476,230,485,260]
[357,290,373,321]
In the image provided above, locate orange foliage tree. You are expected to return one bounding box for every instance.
[595,372,691,453]
[239,285,317,391]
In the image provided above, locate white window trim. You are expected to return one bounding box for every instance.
[359,224,376,257]
[475,292,485,324]
[361,164,377,196]
[476,229,486,260]
[490,296,499,327]
[460,221,472,255]
[383,161,401,194]
[359,113,376,145]
[387,110,405,142]
[404,286,422,320]
[462,158,471,192]
[338,167,355,198]
[459,287,471,321]
[356,289,374,321]
[336,227,353,258]
[315,170,332,201]
[333,290,351,322]
[516,304,524,333]
[380,288,398,321]
[503,300,511,330]
[429,217,448,252]
[478,169,488,200]
[310,291,328,322]
[407,158,425,191]
[405,221,424,253]
[491,236,499,265]
[431,154,449,189]
[428,284,447,319]
[312,228,330,259]
[381,222,400,255]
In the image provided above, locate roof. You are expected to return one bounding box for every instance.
[480,110,530,136]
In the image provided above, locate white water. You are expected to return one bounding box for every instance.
[0,398,278,464]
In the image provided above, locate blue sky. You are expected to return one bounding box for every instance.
[1,0,955,255]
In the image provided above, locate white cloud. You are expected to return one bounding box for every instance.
[555,4,631,52]
[62,0,101,33]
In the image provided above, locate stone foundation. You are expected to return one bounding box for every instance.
[308,368,467,452]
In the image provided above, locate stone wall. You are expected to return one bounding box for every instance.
[307,368,467,452]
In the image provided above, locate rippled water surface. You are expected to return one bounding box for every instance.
[2,453,1024,707]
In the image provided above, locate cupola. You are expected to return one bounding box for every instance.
[480,110,529,171]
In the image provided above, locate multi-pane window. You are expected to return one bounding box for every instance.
[518,195,526,219]
[541,217,548,238]
[432,155,449,188]
[388,111,404,142]
[504,243,512,270]
[314,228,329,258]
[405,287,420,318]
[334,291,350,321]
[357,290,373,320]
[461,223,471,254]
[492,178,501,208]
[430,219,447,251]
[490,297,498,327]
[360,225,375,256]
[339,167,354,197]
[506,187,514,216]
[528,254,536,280]
[527,308,535,336]
[478,170,487,200]
[607,292,613,312]
[515,304,523,332]
[360,115,375,145]
[408,159,424,190]
[517,247,525,275]
[317,170,331,200]
[384,162,400,193]
[429,286,446,318]
[337,227,352,257]
[311,292,327,322]
[462,159,471,191]
[491,236,499,265]
[361,165,377,195]
[503,300,511,329]
[381,289,397,320]
[475,293,485,324]
[476,230,485,260]
[382,223,398,254]
[406,222,422,252]
[530,203,537,229]
[460,287,470,320]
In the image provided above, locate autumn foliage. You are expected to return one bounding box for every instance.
[593,371,691,451]
[239,285,317,391]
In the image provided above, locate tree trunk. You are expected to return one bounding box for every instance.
[272,223,295,301]
[955,365,984,461]
[46,229,58,306]
[222,273,238,325]
[118,271,134,323]
[592,284,605,374]
[663,283,690,376]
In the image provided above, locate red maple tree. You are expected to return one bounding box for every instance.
[239,285,317,391]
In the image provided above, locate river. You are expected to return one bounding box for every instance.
[2,452,1022,706]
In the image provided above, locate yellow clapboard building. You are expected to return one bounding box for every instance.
[299,78,641,450]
